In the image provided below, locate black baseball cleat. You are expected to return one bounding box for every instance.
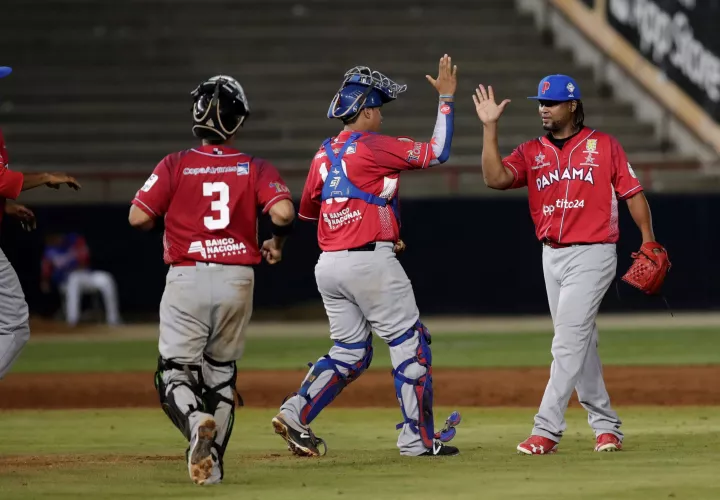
[419,440,460,456]
[272,414,327,457]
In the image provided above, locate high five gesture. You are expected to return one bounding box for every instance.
[426,54,457,100]
[473,85,511,124]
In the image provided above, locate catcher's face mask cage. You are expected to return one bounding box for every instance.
[191,75,251,141]
[327,66,407,120]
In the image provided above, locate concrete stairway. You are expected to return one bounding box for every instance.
[0,0,674,198]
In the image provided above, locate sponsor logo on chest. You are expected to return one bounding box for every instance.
[531,153,551,170]
[542,198,585,215]
[322,207,363,230]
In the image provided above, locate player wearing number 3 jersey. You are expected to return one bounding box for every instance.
[475,75,666,455]
[129,75,294,485]
[272,56,462,458]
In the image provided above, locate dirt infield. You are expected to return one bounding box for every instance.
[0,454,182,469]
[2,365,719,410]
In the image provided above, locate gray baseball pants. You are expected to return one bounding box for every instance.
[159,263,254,450]
[532,243,623,442]
[0,247,30,380]
[280,242,432,456]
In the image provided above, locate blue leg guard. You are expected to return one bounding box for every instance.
[390,321,435,449]
[296,337,373,426]
[435,410,462,442]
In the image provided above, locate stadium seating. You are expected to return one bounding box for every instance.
[0,0,690,195]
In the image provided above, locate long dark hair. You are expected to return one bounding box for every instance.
[573,100,585,129]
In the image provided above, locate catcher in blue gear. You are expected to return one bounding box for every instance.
[271,56,462,458]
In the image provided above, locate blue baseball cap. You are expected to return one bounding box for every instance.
[528,74,581,101]
[0,67,12,78]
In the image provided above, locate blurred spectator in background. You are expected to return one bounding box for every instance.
[40,232,121,327]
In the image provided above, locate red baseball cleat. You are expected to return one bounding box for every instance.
[516,435,558,455]
[595,433,622,452]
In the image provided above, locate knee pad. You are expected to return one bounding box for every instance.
[296,337,373,426]
[389,320,435,449]
[202,354,242,472]
[154,356,205,441]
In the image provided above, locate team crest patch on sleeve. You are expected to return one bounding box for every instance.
[236,162,250,175]
[269,181,290,194]
[141,173,159,192]
[406,142,423,162]
[627,162,637,178]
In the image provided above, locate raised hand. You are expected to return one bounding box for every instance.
[426,54,457,98]
[472,85,511,124]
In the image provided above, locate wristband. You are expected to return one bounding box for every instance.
[439,94,454,99]
[271,220,293,237]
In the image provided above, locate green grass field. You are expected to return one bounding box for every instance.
[11,327,720,373]
[1,407,719,499]
[2,325,719,499]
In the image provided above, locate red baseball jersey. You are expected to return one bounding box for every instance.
[0,129,25,228]
[299,130,434,251]
[132,144,292,265]
[502,128,643,244]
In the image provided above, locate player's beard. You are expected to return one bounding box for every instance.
[542,119,560,132]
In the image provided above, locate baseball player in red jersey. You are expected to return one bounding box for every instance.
[0,66,81,380]
[272,56,462,458]
[129,75,295,485]
[474,74,667,455]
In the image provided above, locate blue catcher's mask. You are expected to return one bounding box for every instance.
[327,66,407,120]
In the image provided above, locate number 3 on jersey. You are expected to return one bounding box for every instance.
[203,181,230,230]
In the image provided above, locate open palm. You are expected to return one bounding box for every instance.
[472,85,511,124]
[426,54,457,96]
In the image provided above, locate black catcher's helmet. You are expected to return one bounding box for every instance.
[191,75,250,141]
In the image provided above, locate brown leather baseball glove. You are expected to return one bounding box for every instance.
[621,242,671,295]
